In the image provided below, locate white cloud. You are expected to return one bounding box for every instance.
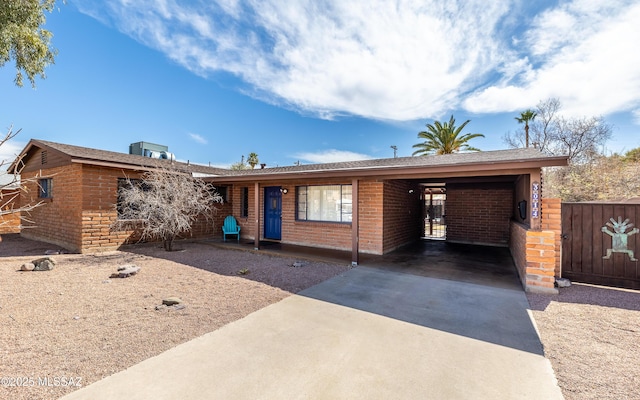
[464,0,640,117]
[0,140,25,170]
[189,132,208,144]
[293,149,373,164]
[76,0,640,122]
[76,0,511,120]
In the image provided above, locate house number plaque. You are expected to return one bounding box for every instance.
[531,181,540,219]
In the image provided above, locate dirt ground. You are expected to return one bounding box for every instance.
[1,234,639,400]
[0,234,351,400]
[527,285,640,400]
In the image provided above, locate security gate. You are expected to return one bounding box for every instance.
[562,202,640,289]
[423,188,446,240]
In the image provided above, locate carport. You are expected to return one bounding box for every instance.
[209,147,568,293]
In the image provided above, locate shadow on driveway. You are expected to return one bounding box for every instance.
[300,265,544,355]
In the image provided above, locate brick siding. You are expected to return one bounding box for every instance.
[0,188,21,234]
[218,179,422,255]
[541,198,562,276]
[382,180,422,253]
[21,164,223,253]
[446,183,513,246]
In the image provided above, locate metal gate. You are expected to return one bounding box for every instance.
[423,188,446,240]
[562,202,640,289]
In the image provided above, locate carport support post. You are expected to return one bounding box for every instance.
[254,182,260,250]
[351,179,359,266]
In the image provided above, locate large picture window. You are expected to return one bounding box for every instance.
[296,185,352,223]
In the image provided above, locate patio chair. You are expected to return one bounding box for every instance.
[222,215,241,242]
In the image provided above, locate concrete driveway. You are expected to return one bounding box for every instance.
[63,265,562,400]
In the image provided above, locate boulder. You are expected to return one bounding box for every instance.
[116,265,140,278]
[20,263,35,271]
[32,257,55,271]
[291,261,305,268]
[162,297,182,306]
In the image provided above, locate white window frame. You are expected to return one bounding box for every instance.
[296,184,352,223]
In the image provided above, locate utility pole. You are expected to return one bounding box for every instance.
[390,145,398,158]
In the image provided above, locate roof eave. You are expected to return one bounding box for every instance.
[208,156,569,183]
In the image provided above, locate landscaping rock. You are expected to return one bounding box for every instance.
[162,297,182,306]
[32,257,55,271]
[20,262,35,271]
[291,261,305,268]
[114,265,140,278]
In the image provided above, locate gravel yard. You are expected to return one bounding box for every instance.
[527,284,640,400]
[0,235,350,400]
[1,233,639,400]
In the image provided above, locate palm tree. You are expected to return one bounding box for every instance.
[515,109,537,148]
[247,152,259,169]
[412,115,484,156]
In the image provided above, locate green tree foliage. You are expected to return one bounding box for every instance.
[412,115,484,156]
[247,152,259,169]
[622,147,640,163]
[515,109,537,148]
[0,0,58,87]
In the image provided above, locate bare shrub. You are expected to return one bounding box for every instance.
[112,167,223,251]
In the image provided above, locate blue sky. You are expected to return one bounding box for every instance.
[1,0,639,168]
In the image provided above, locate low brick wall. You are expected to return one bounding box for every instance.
[510,221,558,294]
[541,198,562,276]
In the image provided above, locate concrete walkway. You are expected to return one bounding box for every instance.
[63,266,562,400]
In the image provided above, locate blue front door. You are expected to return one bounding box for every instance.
[264,187,282,240]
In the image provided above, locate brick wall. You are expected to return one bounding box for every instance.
[541,198,562,276]
[446,183,513,246]
[20,164,85,251]
[21,164,223,253]
[219,179,392,254]
[509,221,527,287]
[510,221,558,293]
[524,230,557,293]
[382,180,422,253]
[0,188,21,234]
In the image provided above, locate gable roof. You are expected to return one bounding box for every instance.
[9,139,228,176]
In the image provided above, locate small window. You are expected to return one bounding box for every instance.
[240,187,249,217]
[296,185,352,223]
[215,186,229,203]
[39,178,53,198]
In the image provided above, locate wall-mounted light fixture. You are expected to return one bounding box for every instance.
[280,188,289,194]
[408,189,414,194]
[518,200,527,220]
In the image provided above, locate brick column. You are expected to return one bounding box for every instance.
[525,230,558,294]
[541,198,562,276]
